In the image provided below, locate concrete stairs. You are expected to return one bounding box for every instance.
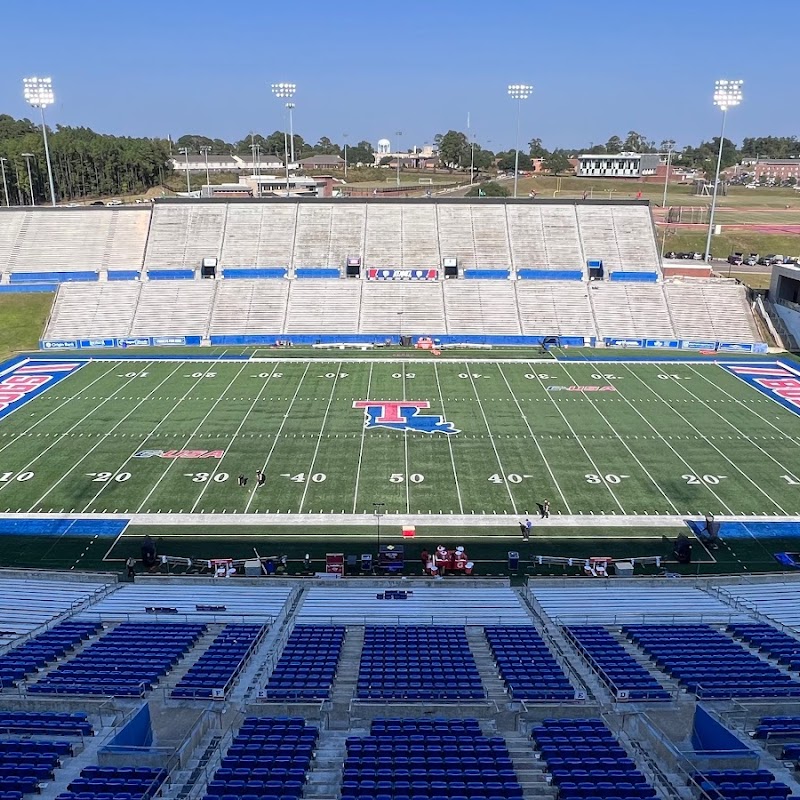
[328,626,364,724]
[501,729,557,800]
[36,728,107,800]
[465,626,509,706]
[164,729,223,800]
[162,624,227,689]
[302,728,354,799]
[607,626,679,690]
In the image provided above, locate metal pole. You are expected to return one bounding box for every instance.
[396,131,402,188]
[704,110,727,263]
[661,145,672,208]
[184,149,191,193]
[201,147,211,191]
[0,158,9,206]
[40,107,56,206]
[513,98,522,199]
[284,130,290,196]
[23,156,35,206]
[468,112,474,185]
[343,134,348,180]
[288,104,295,164]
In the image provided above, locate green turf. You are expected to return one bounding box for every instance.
[0,294,55,362]
[0,357,798,518]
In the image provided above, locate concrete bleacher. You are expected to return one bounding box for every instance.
[577,206,624,273]
[329,204,366,267]
[588,283,676,339]
[471,205,511,269]
[143,204,225,271]
[401,204,440,268]
[45,282,141,340]
[293,204,334,268]
[436,205,477,269]
[209,279,289,335]
[516,281,595,337]
[442,281,520,335]
[129,280,216,337]
[222,204,296,268]
[664,282,759,343]
[540,205,585,273]
[610,205,661,273]
[295,586,530,625]
[360,281,446,334]
[283,279,361,334]
[364,204,402,268]
[719,582,800,633]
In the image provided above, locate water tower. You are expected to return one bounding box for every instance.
[377,138,391,155]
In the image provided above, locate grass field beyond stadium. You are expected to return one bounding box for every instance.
[0,355,798,520]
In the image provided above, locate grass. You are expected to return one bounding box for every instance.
[658,229,800,261]
[0,294,55,363]
[725,272,772,290]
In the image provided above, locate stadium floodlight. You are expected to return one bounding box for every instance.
[23,77,57,207]
[507,83,533,199]
[199,146,211,193]
[395,131,402,188]
[178,147,191,193]
[704,79,743,262]
[271,83,296,195]
[21,153,35,206]
[0,157,9,207]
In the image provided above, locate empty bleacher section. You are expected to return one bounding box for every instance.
[293,204,335,269]
[0,576,108,647]
[516,281,595,337]
[507,204,582,277]
[221,204,296,268]
[341,718,523,800]
[45,282,141,340]
[485,625,575,701]
[208,279,289,336]
[1,208,149,278]
[0,711,93,737]
[360,281,446,334]
[471,205,511,269]
[261,625,345,701]
[58,765,167,800]
[0,620,101,688]
[143,204,225,272]
[29,621,205,696]
[664,282,760,343]
[588,283,676,339]
[0,737,75,797]
[531,717,657,800]
[401,204,440,268]
[690,769,793,800]
[720,582,800,633]
[357,626,484,701]
[79,583,291,622]
[728,622,800,667]
[283,279,361,334]
[443,281,520,335]
[172,623,266,699]
[364,203,402,268]
[203,717,317,800]
[295,586,530,625]
[436,204,476,270]
[624,624,800,699]
[129,280,215,337]
[564,625,671,701]
[329,203,366,266]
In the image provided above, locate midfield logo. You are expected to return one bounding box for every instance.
[353,401,459,435]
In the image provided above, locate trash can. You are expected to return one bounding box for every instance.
[508,551,520,571]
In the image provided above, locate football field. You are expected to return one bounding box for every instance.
[0,354,799,519]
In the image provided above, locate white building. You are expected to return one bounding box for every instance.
[169,153,283,172]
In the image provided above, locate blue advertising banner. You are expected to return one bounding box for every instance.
[79,339,115,349]
[645,339,681,349]
[605,338,645,348]
[681,340,717,350]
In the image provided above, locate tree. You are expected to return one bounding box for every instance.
[496,151,531,172]
[528,138,548,158]
[659,139,676,153]
[437,130,469,170]
[472,146,494,171]
[465,181,510,198]
[541,151,573,176]
[605,135,623,153]
[622,130,654,153]
[379,155,392,166]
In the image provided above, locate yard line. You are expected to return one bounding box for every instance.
[663,368,800,482]
[351,363,374,513]
[20,362,177,509]
[495,364,570,513]
[0,362,120,459]
[526,362,625,513]
[402,368,410,514]
[189,362,281,513]
[619,363,788,514]
[298,363,343,513]
[464,363,517,514]
[244,362,312,513]
[132,362,252,513]
[557,361,679,514]
[433,362,464,514]
[588,366,733,513]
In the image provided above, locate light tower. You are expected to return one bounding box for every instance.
[21,153,35,206]
[178,147,191,193]
[507,83,533,199]
[704,79,743,262]
[271,83,296,194]
[23,77,57,206]
[199,145,211,193]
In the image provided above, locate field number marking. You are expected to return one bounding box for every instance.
[185,372,217,379]
[279,472,327,483]
[320,373,348,379]
[389,473,425,484]
[87,472,131,483]
[524,373,551,379]
[489,473,533,484]
[120,371,149,378]
[585,473,629,484]
[781,475,800,485]
[683,474,727,485]
[458,373,487,379]
[591,373,620,380]
[256,372,283,379]
[657,374,689,380]
[186,472,230,483]
[0,471,34,482]
[392,372,416,379]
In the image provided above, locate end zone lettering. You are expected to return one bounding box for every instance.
[723,362,800,416]
[133,449,225,459]
[0,360,85,422]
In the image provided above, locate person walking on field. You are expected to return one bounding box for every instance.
[540,499,550,519]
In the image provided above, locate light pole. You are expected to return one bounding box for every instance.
[285,103,296,164]
[468,112,474,185]
[704,79,743,263]
[21,153,35,206]
[0,157,9,206]
[23,77,57,206]
[343,133,348,179]
[199,146,211,193]
[507,83,533,199]
[373,502,385,561]
[271,83,296,195]
[661,141,674,209]
[395,131,402,188]
[177,147,191,193]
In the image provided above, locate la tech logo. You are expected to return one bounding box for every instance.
[353,401,460,435]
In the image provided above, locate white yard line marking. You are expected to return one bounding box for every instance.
[132,363,251,513]
[298,362,343,513]
[464,362,517,514]
[189,363,281,513]
[526,362,625,513]
[0,362,120,458]
[557,361,679,514]
[351,363,374,514]
[244,363,312,514]
[402,368,410,514]
[620,363,788,514]
[433,362,464,514]
[0,363,159,503]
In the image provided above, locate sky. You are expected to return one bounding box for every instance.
[2,0,798,153]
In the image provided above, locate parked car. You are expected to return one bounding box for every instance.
[727,252,744,266]
[89,200,105,206]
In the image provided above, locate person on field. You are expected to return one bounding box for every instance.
[238,474,248,487]
[540,499,550,519]
[256,470,266,488]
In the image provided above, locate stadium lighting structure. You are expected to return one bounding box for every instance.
[395,131,402,188]
[704,79,743,263]
[21,153,35,206]
[199,146,211,193]
[271,83,296,195]
[23,77,57,207]
[0,157,9,207]
[343,133,348,179]
[467,112,474,185]
[178,147,191,193]
[285,103,296,164]
[507,83,533,198]
[661,141,674,210]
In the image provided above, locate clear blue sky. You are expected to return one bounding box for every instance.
[2,0,797,152]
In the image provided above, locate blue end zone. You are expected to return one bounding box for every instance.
[0,518,128,537]
[686,520,800,540]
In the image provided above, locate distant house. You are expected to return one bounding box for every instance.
[299,154,345,170]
